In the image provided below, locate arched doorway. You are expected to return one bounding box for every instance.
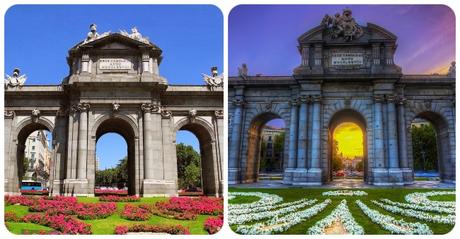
[409,111,452,182]
[245,113,287,183]
[95,133,128,194]
[175,119,218,196]
[328,109,368,182]
[176,130,203,196]
[92,117,136,195]
[16,121,54,195]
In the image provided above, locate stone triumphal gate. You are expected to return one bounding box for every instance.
[229,9,455,186]
[5,26,223,196]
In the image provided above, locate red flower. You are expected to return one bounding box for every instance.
[204,215,223,234]
[121,204,151,221]
[99,195,140,202]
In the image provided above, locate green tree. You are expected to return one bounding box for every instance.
[273,132,285,170]
[176,143,202,190]
[412,124,438,171]
[332,139,344,171]
[95,156,128,187]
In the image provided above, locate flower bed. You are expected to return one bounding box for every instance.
[322,190,368,196]
[114,224,190,235]
[5,212,22,222]
[307,199,364,235]
[228,192,283,210]
[204,215,223,234]
[372,200,455,225]
[74,202,117,220]
[152,207,198,220]
[23,213,92,234]
[29,197,77,215]
[380,198,455,214]
[5,195,35,206]
[355,200,432,234]
[155,197,223,215]
[94,189,128,196]
[405,191,455,208]
[99,195,140,202]
[229,199,317,225]
[21,189,49,196]
[121,204,151,221]
[236,199,331,235]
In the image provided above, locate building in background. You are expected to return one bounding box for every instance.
[260,126,285,173]
[23,130,51,183]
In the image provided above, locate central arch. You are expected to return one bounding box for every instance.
[327,109,368,182]
[90,115,138,195]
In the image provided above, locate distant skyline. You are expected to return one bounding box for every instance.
[229,5,455,76]
[5,5,221,169]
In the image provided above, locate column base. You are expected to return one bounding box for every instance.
[4,177,20,195]
[63,179,93,196]
[51,180,64,196]
[388,168,404,185]
[292,168,308,184]
[307,168,323,185]
[401,168,414,184]
[282,168,295,184]
[142,179,177,197]
[228,168,240,185]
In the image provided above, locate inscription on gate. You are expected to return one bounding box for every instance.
[99,58,132,70]
[331,52,364,66]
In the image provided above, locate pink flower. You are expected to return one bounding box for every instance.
[99,195,140,202]
[121,204,151,221]
[204,215,223,234]
[114,225,129,235]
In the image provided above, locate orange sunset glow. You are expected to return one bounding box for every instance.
[333,122,364,159]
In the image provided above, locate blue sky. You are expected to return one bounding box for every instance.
[6,5,222,168]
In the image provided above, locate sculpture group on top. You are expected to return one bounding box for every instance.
[202,66,224,90]
[4,68,27,89]
[321,8,364,41]
[83,23,150,45]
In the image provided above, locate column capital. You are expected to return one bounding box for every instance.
[299,95,309,103]
[289,98,299,107]
[76,102,90,112]
[214,110,224,119]
[397,96,407,106]
[373,95,385,103]
[232,99,245,107]
[141,103,160,113]
[312,95,322,103]
[160,107,172,119]
[386,95,397,103]
[4,110,14,119]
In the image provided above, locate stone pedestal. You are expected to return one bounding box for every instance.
[292,168,308,185]
[388,168,404,185]
[307,168,322,185]
[401,168,414,184]
[51,180,64,196]
[63,179,92,196]
[142,179,177,197]
[370,168,390,185]
[4,178,20,195]
[283,168,296,184]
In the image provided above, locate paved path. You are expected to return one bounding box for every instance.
[232,178,455,189]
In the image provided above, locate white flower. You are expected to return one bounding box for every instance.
[307,199,364,235]
[380,198,455,214]
[322,190,368,196]
[405,191,455,208]
[228,192,283,211]
[355,200,432,235]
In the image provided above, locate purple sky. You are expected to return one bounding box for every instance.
[229,5,455,76]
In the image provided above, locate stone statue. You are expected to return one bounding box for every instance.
[321,8,363,41]
[448,61,455,78]
[238,63,248,80]
[120,27,150,44]
[5,68,27,88]
[202,66,223,89]
[86,23,99,41]
[112,102,120,112]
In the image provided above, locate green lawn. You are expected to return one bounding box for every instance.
[5,197,211,235]
[229,188,455,235]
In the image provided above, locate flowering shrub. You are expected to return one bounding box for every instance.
[155,197,223,215]
[74,202,117,220]
[307,199,364,235]
[21,189,49,196]
[204,215,223,234]
[5,212,22,222]
[356,200,432,234]
[114,224,190,235]
[22,229,61,235]
[236,199,331,235]
[99,195,140,202]
[380,198,455,214]
[5,195,35,206]
[322,190,368,196]
[121,204,151,221]
[405,191,455,208]
[29,197,77,215]
[114,225,129,235]
[94,189,128,196]
[23,213,92,234]
[152,207,198,220]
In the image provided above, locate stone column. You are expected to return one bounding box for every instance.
[284,98,298,184]
[141,103,154,179]
[310,96,321,169]
[386,96,400,168]
[228,99,244,184]
[397,97,412,184]
[296,96,308,169]
[77,103,90,179]
[371,95,387,184]
[301,46,310,66]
